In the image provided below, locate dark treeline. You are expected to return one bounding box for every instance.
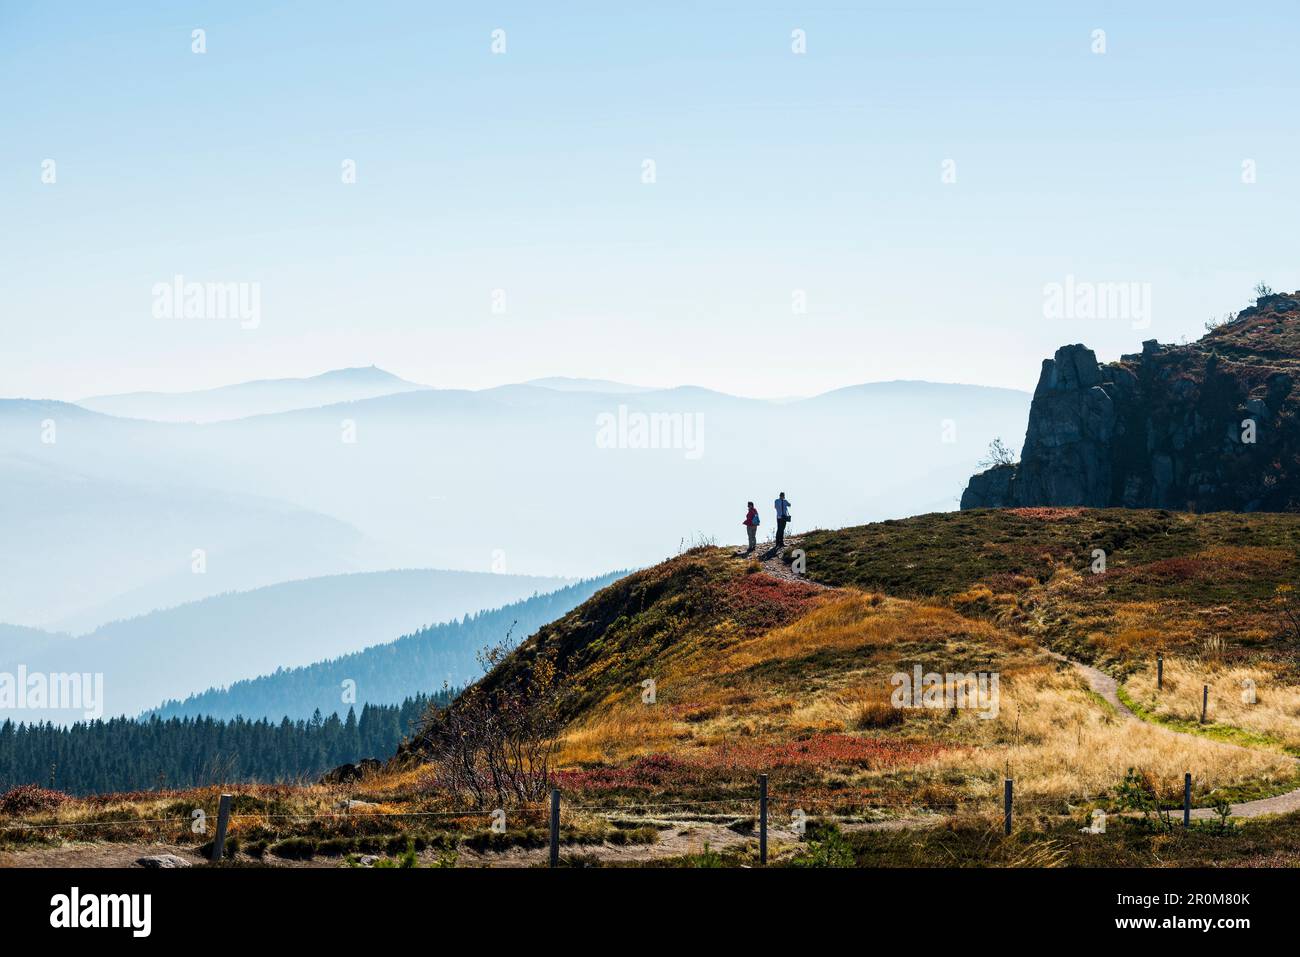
[0,692,448,796]
[147,574,624,722]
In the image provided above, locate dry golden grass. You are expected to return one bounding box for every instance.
[726,593,1023,669]
[946,662,1294,802]
[0,782,356,845]
[549,587,1295,807]
[1035,566,1278,662]
[557,697,685,765]
[555,592,1017,766]
[1124,657,1300,749]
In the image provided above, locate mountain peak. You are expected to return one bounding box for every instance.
[313,365,419,385]
[77,366,427,424]
[522,377,655,394]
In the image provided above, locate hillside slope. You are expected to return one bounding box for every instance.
[409,510,1300,817]
[9,511,1300,869]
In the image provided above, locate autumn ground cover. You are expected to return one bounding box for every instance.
[542,564,1296,820]
[796,508,1300,669]
[1121,657,1300,753]
[6,510,1300,867]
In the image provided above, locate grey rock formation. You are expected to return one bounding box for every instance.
[962,295,1300,512]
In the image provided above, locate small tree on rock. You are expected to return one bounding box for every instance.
[978,437,1017,470]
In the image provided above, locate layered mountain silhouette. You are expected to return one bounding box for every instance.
[146,574,620,722]
[1,569,570,723]
[1,372,1028,628]
[523,377,654,394]
[76,366,427,424]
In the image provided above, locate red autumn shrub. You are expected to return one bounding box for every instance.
[698,734,950,771]
[555,754,698,792]
[0,784,70,816]
[715,573,823,631]
[1008,507,1085,520]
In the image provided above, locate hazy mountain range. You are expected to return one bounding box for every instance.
[0,369,1030,630]
[147,574,622,723]
[76,366,428,424]
[0,568,570,723]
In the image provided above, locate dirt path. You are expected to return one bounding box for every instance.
[0,818,930,869]
[1049,651,1300,819]
[1045,651,1138,720]
[0,842,209,869]
[736,535,832,590]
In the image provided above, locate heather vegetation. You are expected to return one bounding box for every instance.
[7,509,1300,867]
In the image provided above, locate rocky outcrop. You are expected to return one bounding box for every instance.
[962,293,1300,512]
[318,758,382,785]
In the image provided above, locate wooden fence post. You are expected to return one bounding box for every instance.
[1003,779,1013,835]
[759,774,768,865]
[210,793,232,863]
[1157,653,1163,690]
[549,788,560,868]
[1183,773,1191,827]
[1201,685,1208,724]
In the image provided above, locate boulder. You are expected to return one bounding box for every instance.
[319,758,383,785]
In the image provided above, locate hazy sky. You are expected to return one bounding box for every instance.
[3,1,1297,401]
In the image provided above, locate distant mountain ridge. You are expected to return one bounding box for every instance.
[0,448,367,629]
[1,376,1031,622]
[524,377,655,394]
[2,569,572,722]
[0,623,72,663]
[147,574,623,722]
[76,366,427,423]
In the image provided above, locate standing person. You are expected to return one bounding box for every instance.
[774,492,792,547]
[743,501,760,554]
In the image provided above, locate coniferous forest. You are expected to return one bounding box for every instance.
[0,579,623,798]
[148,575,622,722]
[0,693,446,796]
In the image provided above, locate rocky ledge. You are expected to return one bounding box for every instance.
[962,292,1300,512]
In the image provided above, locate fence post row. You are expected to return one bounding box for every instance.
[549,788,560,868]
[16,767,1228,856]
[210,793,232,863]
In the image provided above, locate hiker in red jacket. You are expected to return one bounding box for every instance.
[743,501,760,554]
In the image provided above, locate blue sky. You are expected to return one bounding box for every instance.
[3,1,1297,400]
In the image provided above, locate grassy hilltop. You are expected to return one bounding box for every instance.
[445,509,1300,807]
[7,508,1300,868]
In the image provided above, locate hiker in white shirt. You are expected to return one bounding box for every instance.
[774,493,791,547]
